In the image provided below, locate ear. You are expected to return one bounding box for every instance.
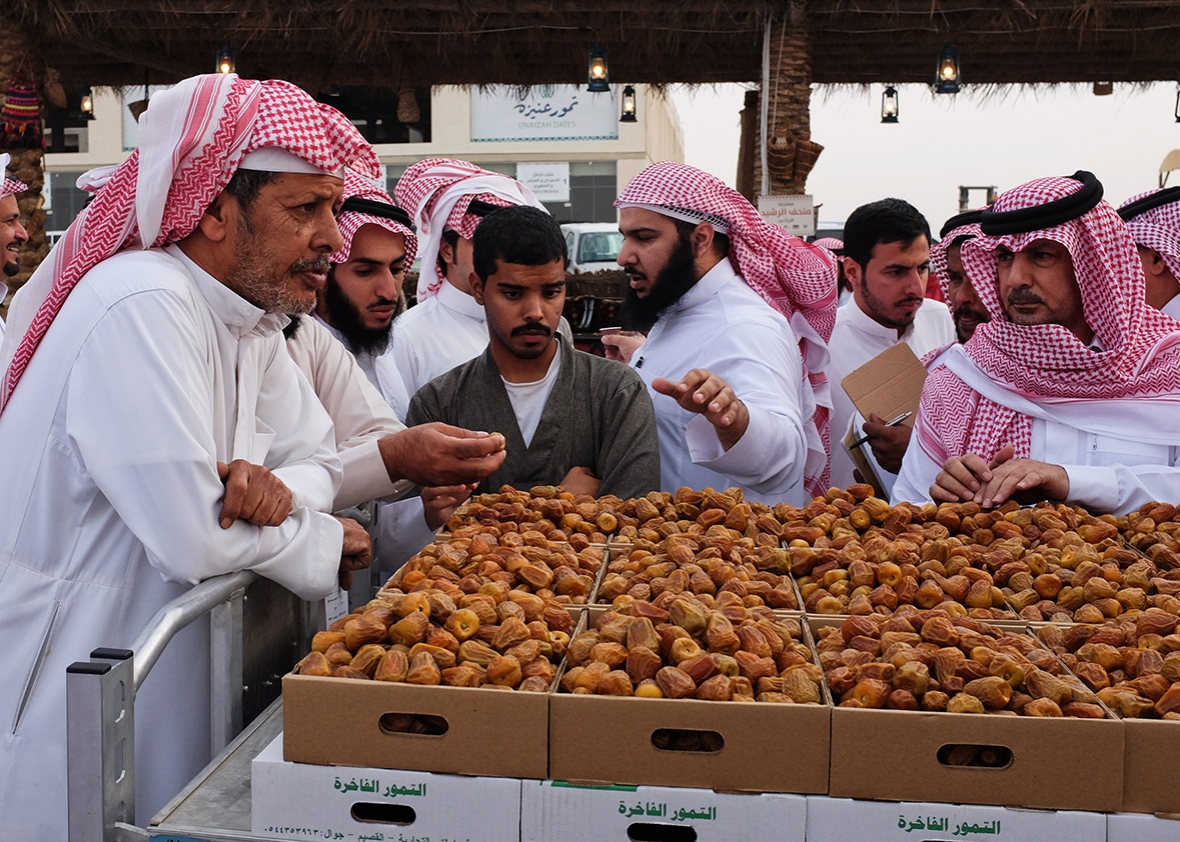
[470,272,486,305]
[1146,248,1167,277]
[842,255,862,289]
[195,191,237,243]
[690,222,715,259]
[439,238,455,266]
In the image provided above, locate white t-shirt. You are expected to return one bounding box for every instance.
[502,350,561,447]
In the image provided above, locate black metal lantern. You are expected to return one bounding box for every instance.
[216,44,237,75]
[1175,86,1180,123]
[587,44,609,92]
[936,45,961,93]
[620,85,637,122]
[881,86,899,123]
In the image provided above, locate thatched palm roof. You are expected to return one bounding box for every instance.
[17,1,1180,91]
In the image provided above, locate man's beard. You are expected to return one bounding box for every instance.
[619,233,700,332]
[3,255,18,278]
[226,215,325,315]
[323,275,395,357]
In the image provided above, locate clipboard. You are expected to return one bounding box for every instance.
[839,343,928,496]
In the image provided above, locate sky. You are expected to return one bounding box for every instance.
[668,82,1180,235]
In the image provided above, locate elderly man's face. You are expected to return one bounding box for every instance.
[226,172,344,314]
[996,238,1090,342]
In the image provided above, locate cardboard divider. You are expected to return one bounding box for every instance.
[1121,718,1180,814]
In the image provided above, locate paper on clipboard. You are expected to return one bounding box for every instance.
[840,343,927,430]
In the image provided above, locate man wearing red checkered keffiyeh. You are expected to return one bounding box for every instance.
[894,172,1180,515]
[310,170,419,417]
[0,152,28,346]
[929,209,990,345]
[0,73,398,837]
[1119,187,1180,320]
[615,161,837,506]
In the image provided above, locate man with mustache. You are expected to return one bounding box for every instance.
[894,172,1180,514]
[392,158,571,409]
[1118,187,1180,319]
[827,199,954,494]
[0,153,27,345]
[937,211,991,344]
[312,171,414,417]
[403,205,660,501]
[0,74,381,836]
[615,163,837,505]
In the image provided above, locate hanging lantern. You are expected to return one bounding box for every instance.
[881,86,899,123]
[935,45,961,94]
[216,44,237,75]
[587,45,609,92]
[620,85,637,122]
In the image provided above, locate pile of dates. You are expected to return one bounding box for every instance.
[1120,502,1180,570]
[608,487,793,550]
[444,484,621,543]
[815,608,1107,718]
[295,584,573,692]
[385,530,604,604]
[1038,609,1180,718]
[560,593,823,703]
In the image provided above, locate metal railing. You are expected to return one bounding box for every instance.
[66,570,257,842]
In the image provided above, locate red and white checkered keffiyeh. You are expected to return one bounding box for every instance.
[812,236,843,253]
[615,161,838,498]
[0,73,379,412]
[394,158,543,299]
[929,219,983,302]
[0,153,27,197]
[1121,188,1180,281]
[914,175,1180,466]
[331,170,418,267]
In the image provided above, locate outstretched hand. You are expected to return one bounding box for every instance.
[379,423,507,487]
[651,368,749,450]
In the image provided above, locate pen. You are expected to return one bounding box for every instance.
[850,411,913,450]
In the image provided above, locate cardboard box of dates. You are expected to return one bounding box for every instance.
[548,594,831,794]
[283,533,595,779]
[815,610,1124,811]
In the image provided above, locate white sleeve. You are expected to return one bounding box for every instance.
[891,437,940,505]
[682,319,806,497]
[372,497,438,577]
[1064,464,1180,516]
[288,318,413,510]
[68,293,341,601]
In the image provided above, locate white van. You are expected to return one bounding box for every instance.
[561,222,624,273]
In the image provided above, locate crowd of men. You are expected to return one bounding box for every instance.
[3,73,1180,834]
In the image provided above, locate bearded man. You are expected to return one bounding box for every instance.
[615,162,837,505]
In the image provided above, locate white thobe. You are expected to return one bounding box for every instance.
[286,316,434,574]
[1162,295,1180,321]
[391,279,491,402]
[892,344,1180,515]
[314,314,412,422]
[285,316,414,511]
[0,245,343,837]
[828,297,955,493]
[0,280,7,345]
[631,260,809,506]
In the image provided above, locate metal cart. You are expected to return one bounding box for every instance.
[67,570,323,842]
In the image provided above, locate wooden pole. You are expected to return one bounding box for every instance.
[736,89,759,202]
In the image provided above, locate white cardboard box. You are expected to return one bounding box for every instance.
[1108,812,1180,842]
[806,796,1106,842]
[252,732,522,841]
[521,779,807,842]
